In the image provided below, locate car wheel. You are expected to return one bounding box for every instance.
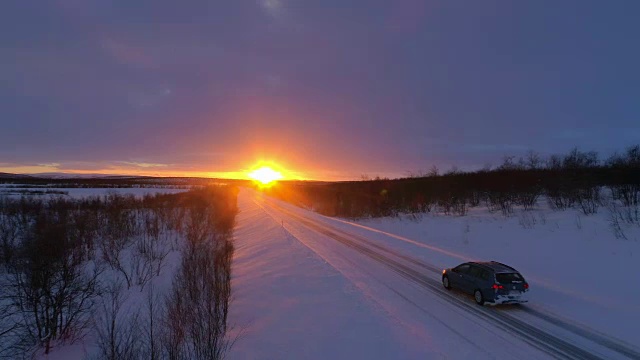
[474,290,484,305]
[442,276,451,290]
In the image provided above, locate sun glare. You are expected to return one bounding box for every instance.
[248,166,283,184]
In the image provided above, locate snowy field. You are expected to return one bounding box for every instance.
[228,188,640,359]
[353,204,640,341]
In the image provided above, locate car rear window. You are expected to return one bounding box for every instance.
[496,273,523,283]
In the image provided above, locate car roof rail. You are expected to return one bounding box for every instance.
[490,261,516,271]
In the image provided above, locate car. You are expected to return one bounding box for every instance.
[441,261,529,305]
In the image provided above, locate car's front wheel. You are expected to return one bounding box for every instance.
[474,290,484,305]
[442,276,451,290]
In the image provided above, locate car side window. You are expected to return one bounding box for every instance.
[468,266,481,278]
[480,270,491,280]
[454,264,470,274]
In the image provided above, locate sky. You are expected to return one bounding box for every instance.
[1,1,639,180]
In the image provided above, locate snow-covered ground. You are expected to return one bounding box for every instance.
[228,194,431,359]
[228,188,640,359]
[353,205,640,342]
[8,185,638,359]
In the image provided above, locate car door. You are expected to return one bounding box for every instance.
[460,265,480,294]
[464,266,483,294]
[450,264,470,289]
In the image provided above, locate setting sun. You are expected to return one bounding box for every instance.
[248,166,283,184]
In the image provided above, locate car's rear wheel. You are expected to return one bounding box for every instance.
[474,290,484,305]
[442,276,451,290]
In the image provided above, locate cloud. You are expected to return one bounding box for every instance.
[102,37,153,67]
[0,162,61,174]
[260,0,282,13]
[258,0,287,22]
[126,86,173,110]
[117,161,170,168]
[0,160,212,177]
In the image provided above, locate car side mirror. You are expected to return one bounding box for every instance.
[452,268,458,273]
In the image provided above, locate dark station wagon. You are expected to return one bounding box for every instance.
[442,261,529,305]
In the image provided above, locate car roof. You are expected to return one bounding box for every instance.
[468,261,519,274]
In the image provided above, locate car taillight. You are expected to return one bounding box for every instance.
[524,283,529,289]
[492,284,504,290]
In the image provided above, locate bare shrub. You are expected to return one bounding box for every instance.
[438,197,452,215]
[606,200,629,240]
[140,284,162,360]
[488,192,513,217]
[98,239,133,288]
[515,188,540,211]
[609,185,640,224]
[164,237,234,360]
[525,150,542,169]
[68,206,101,261]
[162,287,187,360]
[436,193,467,216]
[94,281,140,360]
[517,211,537,229]
[468,191,482,207]
[100,207,172,290]
[98,202,139,288]
[538,211,547,225]
[576,186,601,215]
[132,213,170,289]
[451,197,468,216]
[6,209,101,354]
[132,242,154,289]
[546,188,574,211]
[410,193,433,214]
[155,186,238,360]
[0,275,28,359]
[557,148,599,170]
[0,208,20,265]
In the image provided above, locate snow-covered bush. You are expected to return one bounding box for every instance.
[0,185,239,358]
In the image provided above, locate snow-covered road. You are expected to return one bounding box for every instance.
[228,189,640,360]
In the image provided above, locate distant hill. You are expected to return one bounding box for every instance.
[0,172,34,179]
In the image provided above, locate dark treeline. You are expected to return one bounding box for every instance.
[0,186,239,359]
[0,176,252,189]
[265,146,640,222]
